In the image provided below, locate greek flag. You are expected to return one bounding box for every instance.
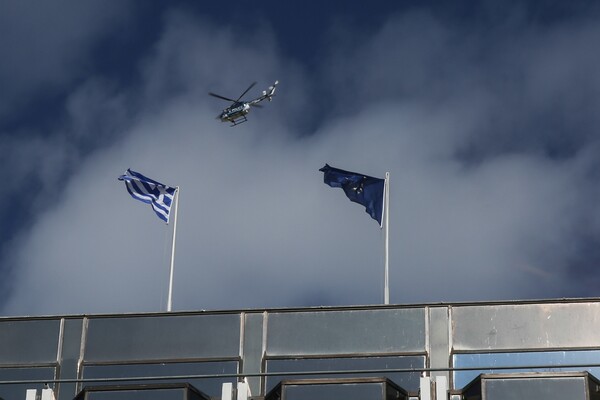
[118,169,176,223]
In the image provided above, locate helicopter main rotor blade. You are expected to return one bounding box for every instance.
[236,82,257,101]
[209,92,237,102]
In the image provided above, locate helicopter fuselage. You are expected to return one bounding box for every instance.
[220,102,250,122]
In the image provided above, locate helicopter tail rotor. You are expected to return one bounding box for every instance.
[263,80,278,101]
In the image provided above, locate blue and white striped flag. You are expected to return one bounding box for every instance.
[118,169,177,223]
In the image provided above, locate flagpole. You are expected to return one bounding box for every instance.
[384,172,390,305]
[167,186,180,312]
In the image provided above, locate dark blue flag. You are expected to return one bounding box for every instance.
[319,164,385,226]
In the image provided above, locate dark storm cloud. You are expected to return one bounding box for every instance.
[0,1,134,121]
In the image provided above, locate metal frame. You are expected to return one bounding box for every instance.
[461,371,600,400]
[3,298,600,399]
[73,382,211,400]
[265,376,410,400]
[262,353,427,395]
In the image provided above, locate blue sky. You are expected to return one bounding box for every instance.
[1,0,600,316]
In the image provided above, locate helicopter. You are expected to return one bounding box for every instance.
[209,80,278,126]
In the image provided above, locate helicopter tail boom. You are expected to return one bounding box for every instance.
[262,80,278,101]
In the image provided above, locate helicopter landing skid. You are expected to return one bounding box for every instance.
[229,116,248,127]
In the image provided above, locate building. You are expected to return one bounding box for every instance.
[2,298,600,399]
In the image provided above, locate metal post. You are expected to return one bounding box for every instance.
[384,172,390,305]
[167,186,180,312]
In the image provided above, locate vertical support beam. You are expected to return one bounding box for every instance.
[435,376,448,400]
[420,376,432,400]
[241,312,265,396]
[41,388,56,400]
[26,389,37,400]
[56,318,85,400]
[237,380,251,400]
[221,382,233,400]
[429,307,451,386]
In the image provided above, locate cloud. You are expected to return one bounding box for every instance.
[0,0,134,120]
[3,6,600,316]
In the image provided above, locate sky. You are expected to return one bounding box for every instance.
[1,0,600,316]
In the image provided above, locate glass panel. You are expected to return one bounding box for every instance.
[267,309,425,356]
[0,367,55,400]
[266,356,423,392]
[83,361,237,397]
[453,350,600,389]
[85,314,241,362]
[285,382,383,400]
[452,303,600,351]
[0,320,61,364]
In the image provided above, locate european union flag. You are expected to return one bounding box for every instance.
[319,164,385,226]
